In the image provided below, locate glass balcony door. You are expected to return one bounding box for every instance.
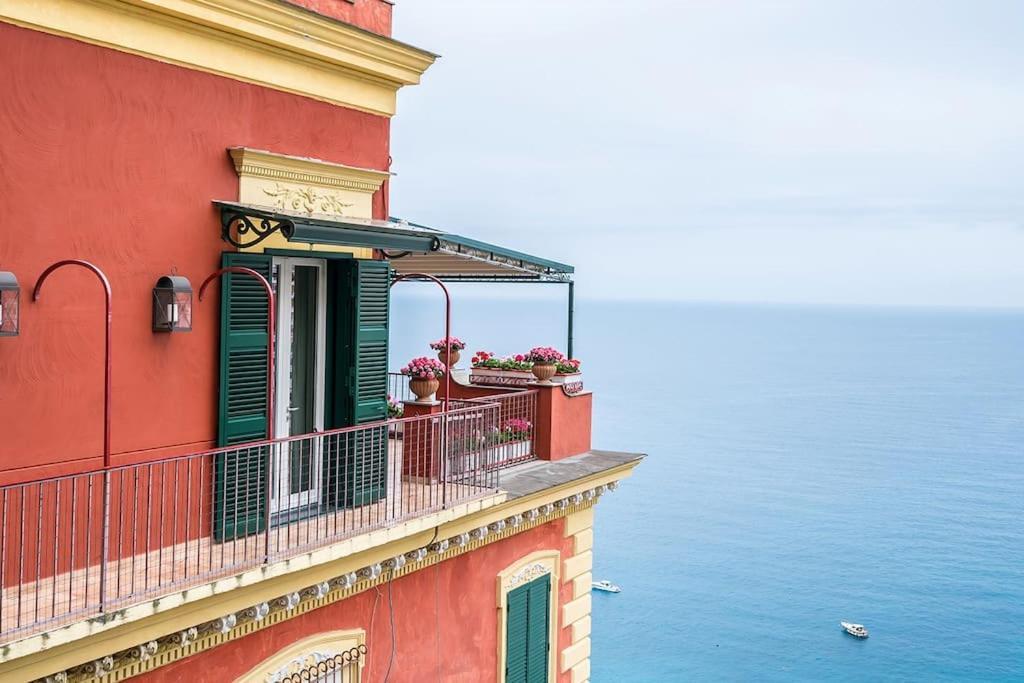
[273,257,327,515]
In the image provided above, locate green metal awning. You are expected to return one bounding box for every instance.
[214,201,577,354]
[215,201,441,253]
[387,218,574,283]
[215,202,573,283]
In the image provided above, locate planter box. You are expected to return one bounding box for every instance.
[469,368,534,387]
[446,439,532,475]
[553,372,584,394]
[488,439,532,461]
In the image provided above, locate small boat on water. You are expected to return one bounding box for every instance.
[592,580,621,593]
[840,621,869,638]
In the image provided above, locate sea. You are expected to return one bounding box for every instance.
[391,294,1024,682]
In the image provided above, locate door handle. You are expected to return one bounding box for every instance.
[288,406,301,412]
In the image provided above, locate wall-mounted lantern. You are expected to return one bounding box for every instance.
[0,271,19,337]
[152,275,193,332]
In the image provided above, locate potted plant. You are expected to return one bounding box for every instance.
[400,356,446,402]
[469,351,534,386]
[525,346,563,385]
[387,394,404,418]
[489,417,533,461]
[553,358,584,393]
[430,336,466,368]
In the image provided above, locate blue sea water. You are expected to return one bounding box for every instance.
[391,295,1024,682]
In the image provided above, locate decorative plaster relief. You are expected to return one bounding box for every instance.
[262,184,354,216]
[505,561,553,590]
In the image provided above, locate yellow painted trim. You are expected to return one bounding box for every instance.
[495,550,560,683]
[561,636,590,673]
[3,459,640,682]
[570,658,591,683]
[561,594,591,629]
[570,615,591,643]
[229,148,390,195]
[562,550,593,582]
[563,508,594,537]
[0,0,437,117]
[235,629,365,682]
[230,147,383,258]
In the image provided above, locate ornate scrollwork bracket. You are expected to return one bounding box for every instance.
[220,210,295,249]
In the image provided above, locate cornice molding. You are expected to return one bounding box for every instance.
[229,147,390,195]
[0,0,438,116]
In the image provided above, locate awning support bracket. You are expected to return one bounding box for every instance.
[220,210,295,249]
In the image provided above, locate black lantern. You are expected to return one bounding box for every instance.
[0,271,19,337]
[152,275,193,332]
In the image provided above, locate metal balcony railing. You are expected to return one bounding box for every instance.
[388,372,538,470]
[0,404,502,643]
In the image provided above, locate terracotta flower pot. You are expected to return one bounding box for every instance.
[437,348,460,368]
[531,363,557,385]
[409,377,440,402]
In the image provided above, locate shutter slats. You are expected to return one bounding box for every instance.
[526,576,551,682]
[323,259,390,510]
[506,585,530,683]
[506,574,550,683]
[215,252,272,541]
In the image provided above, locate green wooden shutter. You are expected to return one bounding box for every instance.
[347,259,389,504]
[214,252,272,541]
[506,583,530,683]
[506,574,551,683]
[351,259,390,424]
[322,259,390,509]
[525,575,552,682]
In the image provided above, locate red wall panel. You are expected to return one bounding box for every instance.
[0,24,390,482]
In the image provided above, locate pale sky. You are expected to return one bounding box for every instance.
[389,1,1024,308]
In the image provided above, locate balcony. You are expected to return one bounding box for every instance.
[0,380,593,644]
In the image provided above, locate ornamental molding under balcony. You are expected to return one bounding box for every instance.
[27,489,615,683]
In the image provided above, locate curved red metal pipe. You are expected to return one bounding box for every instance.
[198,266,277,440]
[32,259,113,468]
[389,272,452,408]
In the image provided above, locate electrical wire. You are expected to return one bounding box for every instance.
[384,571,397,682]
[365,585,383,682]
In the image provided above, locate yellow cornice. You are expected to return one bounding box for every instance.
[0,0,438,116]
[229,147,390,194]
[1,460,640,682]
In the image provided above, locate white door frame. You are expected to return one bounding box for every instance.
[273,257,327,514]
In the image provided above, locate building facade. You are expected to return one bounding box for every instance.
[0,1,641,681]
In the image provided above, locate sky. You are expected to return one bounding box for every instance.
[389,1,1024,308]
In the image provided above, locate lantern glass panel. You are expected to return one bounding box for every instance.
[0,287,18,337]
[152,277,192,332]
[173,289,193,331]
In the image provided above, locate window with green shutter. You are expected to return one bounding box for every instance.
[214,254,391,535]
[214,251,272,541]
[505,574,551,683]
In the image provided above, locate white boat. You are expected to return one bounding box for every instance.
[840,621,869,638]
[592,580,621,593]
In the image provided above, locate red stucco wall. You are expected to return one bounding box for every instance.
[536,388,593,462]
[283,0,393,35]
[0,24,390,484]
[134,519,577,683]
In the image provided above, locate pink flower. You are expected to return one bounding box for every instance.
[400,356,446,379]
